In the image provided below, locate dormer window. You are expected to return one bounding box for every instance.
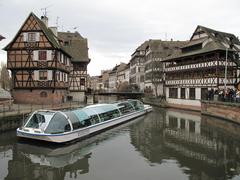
[64,41,69,46]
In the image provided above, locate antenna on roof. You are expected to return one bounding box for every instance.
[56,16,60,28]
[41,5,52,17]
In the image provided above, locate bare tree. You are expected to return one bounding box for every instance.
[151,59,163,97]
[0,62,11,90]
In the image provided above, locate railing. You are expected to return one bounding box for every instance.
[203,90,240,103]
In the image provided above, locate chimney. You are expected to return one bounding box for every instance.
[49,27,58,37]
[41,16,48,27]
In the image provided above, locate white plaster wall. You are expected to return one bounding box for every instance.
[70,92,85,102]
[166,97,201,107]
[196,88,201,100]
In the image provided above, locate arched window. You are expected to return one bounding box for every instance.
[40,91,47,98]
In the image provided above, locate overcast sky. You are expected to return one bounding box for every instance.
[0,0,240,75]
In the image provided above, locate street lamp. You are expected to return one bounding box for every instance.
[224,47,228,92]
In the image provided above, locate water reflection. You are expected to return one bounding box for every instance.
[130,108,240,179]
[1,108,240,179]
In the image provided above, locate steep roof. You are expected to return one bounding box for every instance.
[163,25,240,62]
[3,12,71,57]
[0,35,5,41]
[147,39,188,57]
[58,32,90,63]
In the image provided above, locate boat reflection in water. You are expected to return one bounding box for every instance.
[5,142,92,179]
[130,108,240,180]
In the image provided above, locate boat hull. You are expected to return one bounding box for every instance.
[17,106,152,143]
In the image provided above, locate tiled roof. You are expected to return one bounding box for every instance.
[163,25,240,62]
[3,12,71,57]
[58,32,90,63]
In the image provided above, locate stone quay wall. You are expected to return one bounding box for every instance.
[201,101,240,124]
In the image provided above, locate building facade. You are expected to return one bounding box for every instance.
[130,41,148,91]
[144,40,187,96]
[163,26,240,108]
[4,13,72,104]
[58,31,90,102]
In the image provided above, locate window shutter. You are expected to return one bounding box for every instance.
[47,50,52,60]
[35,32,40,41]
[23,33,27,41]
[34,71,39,80]
[59,72,62,81]
[61,54,64,63]
[33,51,39,61]
[48,71,52,80]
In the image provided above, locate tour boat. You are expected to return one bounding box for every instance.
[17,99,152,143]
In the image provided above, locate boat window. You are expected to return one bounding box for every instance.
[99,109,120,122]
[128,100,144,111]
[25,113,46,129]
[25,112,53,130]
[65,111,83,130]
[117,102,135,115]
[91,115,100,124]
[45,112,71,134]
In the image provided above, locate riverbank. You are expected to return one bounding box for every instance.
[143,97,240,124]
[201,100,240,124]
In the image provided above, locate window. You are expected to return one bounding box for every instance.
[180,119,185,129]
[80,78,85,86]
[201,88,208,100]
[28,32,36,42]
[169,116,178,128]
[140,75,144,82]
[39,70,47,80]
[189,88,195,100]
[181,88,185,99]
[169,88,178,98]
[64,41,69,46]
[40,91,47,97]
[189,120,195,133]
[38,51,47,60]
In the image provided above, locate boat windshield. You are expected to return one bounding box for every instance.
[128,100,144,110]
[25,111,54,131]
[44,112,71,134]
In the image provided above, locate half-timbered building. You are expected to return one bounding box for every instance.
[163,25,240,108]
[144,40,187,96]
[130,41,148,91]
[4,12,72,104]
[58,31,90,102]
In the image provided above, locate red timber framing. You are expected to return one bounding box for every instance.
[4,13,71,91]
[164,51,238,88]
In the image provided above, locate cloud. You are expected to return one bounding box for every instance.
[0,0,240,75]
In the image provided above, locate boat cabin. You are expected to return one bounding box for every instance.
[21,100,144,134]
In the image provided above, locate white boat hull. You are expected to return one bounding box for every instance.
[17,105,152,143]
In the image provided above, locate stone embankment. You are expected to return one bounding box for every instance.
[201,101,240,124]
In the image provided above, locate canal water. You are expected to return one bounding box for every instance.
[1,107,240,180]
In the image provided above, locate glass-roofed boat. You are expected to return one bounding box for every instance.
[17,99,152,143]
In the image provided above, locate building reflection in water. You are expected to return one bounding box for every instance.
[129,108,240,180]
